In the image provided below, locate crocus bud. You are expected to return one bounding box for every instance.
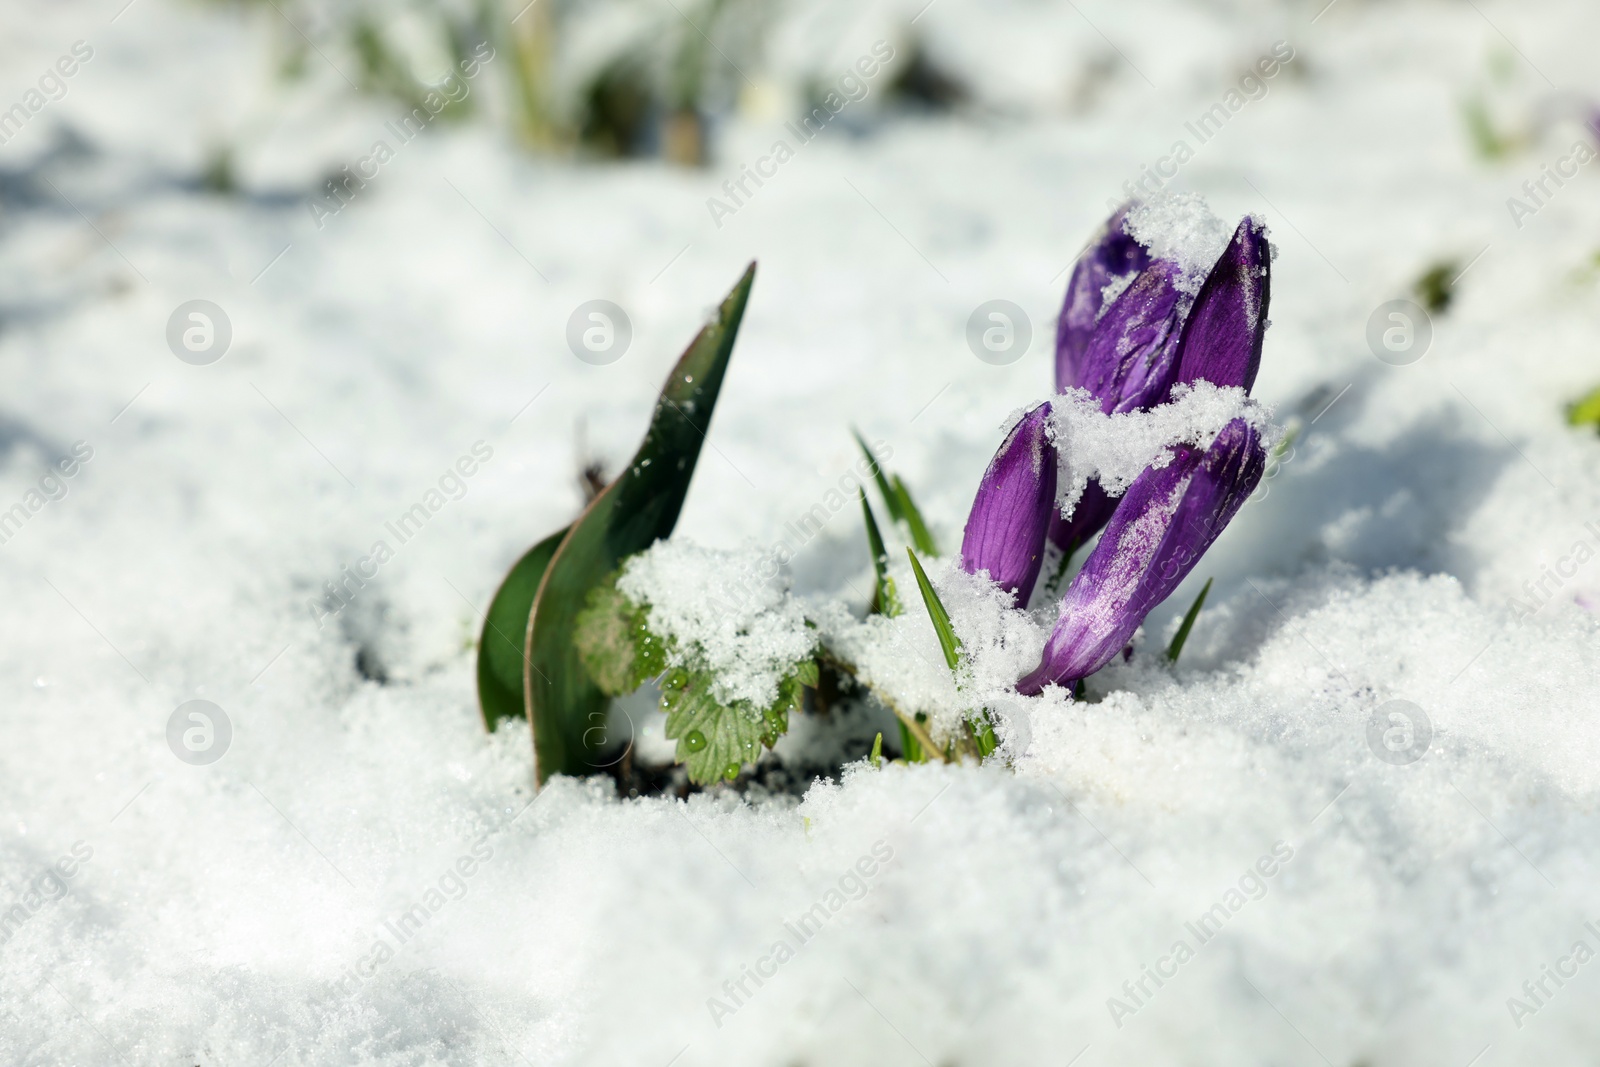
[1055,205,1149,394]
[1173,216,1271,393]
[1074,258,1185,414]
[960,402,1057,607]
[1018,418,1265,694]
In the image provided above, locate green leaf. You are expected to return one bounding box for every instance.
[1166,577,1213,663]
[898,719,925,763]
[870,731,883,768]
[893,476,939,556]
[906,548,961,673]
[1567,384,1600,430]
[477,525,569,732]
[972,714,999,758]
[852,427,902,523]
[660,667,798,784]
[522,263,757,784]
[859,490,903,617]
[573,572,667,697]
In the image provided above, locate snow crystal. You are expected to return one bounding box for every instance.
[617,540,816,710]
[1097,269,1139,315]
[1125,193,1239,295]
[1048,381,1278,517]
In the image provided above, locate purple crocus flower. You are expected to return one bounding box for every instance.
[960,402,1057,607]
[1049,211,1271,555]
[1055,205,1149,392]
[1018,418,1266,695]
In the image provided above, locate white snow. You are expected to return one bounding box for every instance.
[1125,192,1240,295]
[617,539,815,709]
[1049,380,1276,514]
[5,0,1600,1065]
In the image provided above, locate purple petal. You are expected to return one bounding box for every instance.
[1018,418,1265,694]
[961,402,1058,607]
[1055,205,1149,394]
[1173,217,1271,393]
[1075,258,1185,415]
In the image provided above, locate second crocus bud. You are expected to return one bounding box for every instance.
[960,402,1057,608]
[1018,417,1266,694]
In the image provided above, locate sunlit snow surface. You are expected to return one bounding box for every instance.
[3,0,1600,1064]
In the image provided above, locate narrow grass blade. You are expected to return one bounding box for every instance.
[892,475,939,556]
[860,490,902,617]
[870,732,883,768]
[1166,576,1213,663]
[898,719,925,763]
[906,548,961,672]
[852,427,903,522]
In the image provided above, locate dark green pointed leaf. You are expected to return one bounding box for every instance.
[477,525,569,731]
[897,720,925,763]
[1166,576,1213,663]
[892,475,939,556]
[859,490,902,617]
[523,263,757,784]
[906,548,961,673]
[852,427,902,523]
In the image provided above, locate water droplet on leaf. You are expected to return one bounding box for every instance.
[684,730,707,752]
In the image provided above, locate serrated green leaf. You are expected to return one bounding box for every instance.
[662,675,768,784]
[660,667,798,785]
[523,263,756,784]
[477,525,569,732]
[573,573,667,696]
[1166,576,1213,664]
[893,476,939,556]
[793,658,819,688]
[859,490,903,617]
[907,548,961,673]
